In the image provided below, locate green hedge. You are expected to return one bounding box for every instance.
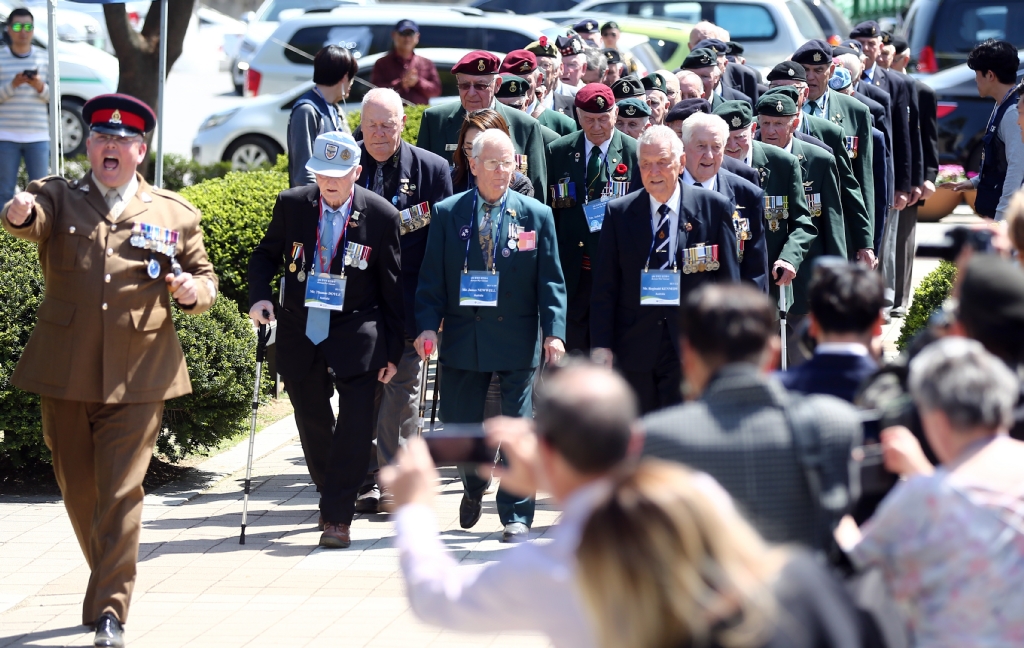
[180,169,289,312]
[896,261,957,351]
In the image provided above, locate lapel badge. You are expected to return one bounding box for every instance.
[575,152,580,163]
[683,222,692,232]
[508,209,517,218]
[139,192,152,203]
[349,210,361,227]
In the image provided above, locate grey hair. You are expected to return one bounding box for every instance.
[471,128,514,159]
[908,337,1019,432]
[362,87,405,116]
[834,53,863,80]
[637,124,684,158]
[680,113,729,147]
[585,46,607,73]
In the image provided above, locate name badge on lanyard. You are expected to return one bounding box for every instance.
[640,270,680,305]
[583,197,609,232]
[305,273,347,311]
[460,271,499,306]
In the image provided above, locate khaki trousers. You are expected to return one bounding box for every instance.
[40,397,163,626]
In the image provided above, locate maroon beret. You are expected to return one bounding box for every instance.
[500,50,538,76]
[452,50,500,76]
[574,83,616,113]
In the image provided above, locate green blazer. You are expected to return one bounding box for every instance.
[750,141,817,307]
[790,138,847,315]
[417,100,549,203]
[545,129,639,300]
[803,112,873,256]
[536,107,578,138]
[414,189,567,372]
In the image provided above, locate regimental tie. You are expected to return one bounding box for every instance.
[804,99,820,118]
[372,165,384,196]
[586,146,604,200]
[479,203,495,271]
[651,204,672,269]
[305,211,335,345]
[105,189,124,220]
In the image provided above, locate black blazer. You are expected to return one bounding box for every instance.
[779,351,878,404]
[856,84,892,146]
[866,67,912,193]
[248,184,404,379]
[724,63,760,103]
[916,80,940,184]
[716,169,768,292]
[722,155,760,186]
[357,141,452,339]
[590,180,739,372]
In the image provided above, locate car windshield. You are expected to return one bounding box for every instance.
[260,0,348,22]
[933,0,1024,52]
[785,0,825,40]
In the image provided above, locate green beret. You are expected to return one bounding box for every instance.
[755,90,798,117]
[713,100,753,130]
[616,97,651,118]
[496,75,530,99]
[682,47,717,70]
[641,72,667,94]
[611,75,645,100]
[762,85,801,105]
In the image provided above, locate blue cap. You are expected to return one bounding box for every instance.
[693,38,728,54]
[394,19,418,34]
[829,67,852,91]
[306,131,361,178]
[572,18,599,34]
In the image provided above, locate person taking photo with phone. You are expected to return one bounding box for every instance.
[0,7,49,205]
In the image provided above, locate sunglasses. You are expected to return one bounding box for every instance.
[10,22,33,32]
[457,82,493,92]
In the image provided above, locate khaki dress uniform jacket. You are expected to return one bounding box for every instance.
[1,172,218,626]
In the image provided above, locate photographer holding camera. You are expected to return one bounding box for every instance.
[0,7,49,205]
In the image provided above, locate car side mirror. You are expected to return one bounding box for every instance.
[241,11,256,24]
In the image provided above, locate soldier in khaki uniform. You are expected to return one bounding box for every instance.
[0,93,217,648]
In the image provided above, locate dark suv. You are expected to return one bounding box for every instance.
[902,0,1024,74]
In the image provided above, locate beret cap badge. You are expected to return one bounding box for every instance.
[509,81,517,93]
[340,148,352,161]
[788,67,795,76]
[596,96,605,108]
[731,116,741,127]
[701,54,712,65]
[776,100,783,112]
[478,59,486,72]
[625,105,636,115]
[813,52,822,62]
[520,62,530,71]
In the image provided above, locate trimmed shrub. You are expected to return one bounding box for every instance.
[24,155,233,193]
[347,103,427,145]
[896,261,957,351]
[179,169,289,311]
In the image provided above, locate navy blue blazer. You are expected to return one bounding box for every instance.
[865,67,912,193]
[590,179,740,372]
[872,126,892,252]
[357,141,452,339]
[715,169,768,292]
[856,84,892,146]
[778,351,878,403]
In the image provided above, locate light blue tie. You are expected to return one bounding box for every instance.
[305,212,335,345]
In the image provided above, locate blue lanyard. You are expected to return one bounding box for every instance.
[364,160,402,206]
[316,194,353,275]
[464,189,508,273]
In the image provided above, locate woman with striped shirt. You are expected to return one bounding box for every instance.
[0,7,49,204]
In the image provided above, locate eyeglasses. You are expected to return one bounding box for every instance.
[457,82,493,92]
[461,145,473,157]
[91,132,143,145]
[10,22,33,32]
[479,159,515,172]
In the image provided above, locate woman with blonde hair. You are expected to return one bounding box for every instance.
[451,108,535,196]
[576,460,862,648]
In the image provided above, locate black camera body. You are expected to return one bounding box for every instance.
[916,226,995,261]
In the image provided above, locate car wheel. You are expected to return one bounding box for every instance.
[234,81,244,96]
[224,135,282,170]
[62,98,87,158]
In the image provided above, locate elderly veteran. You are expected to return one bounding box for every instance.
[417,50,549,202]
[1,93,218,648]
[641,72,670,125]
[545,83,641,352]
[615,97,651,139]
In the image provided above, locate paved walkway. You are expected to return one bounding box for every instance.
[0,414,559,647]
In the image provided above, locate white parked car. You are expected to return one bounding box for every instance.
[566,0,825,70]
[242,5,556,97]
[229,0,374,95]
[194,48,489,170]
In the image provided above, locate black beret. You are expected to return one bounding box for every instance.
[880,31,893,46]
[756,87,799,116]
[792,39,834,66]
[666,98,711,123]
[603,48,622,65]
[726,41,744,56]
[892,36,909,53]
[496,75,530,99]
[840,39,864,54]
[611,75,645,99]
[641,72,667,94]
[617,97,651,118]
[713,99,753,130]
[693,38,728,54]
[832,45,861,57]
[849,20,880,39]
[766,60,807,83]
[682,47,717,69]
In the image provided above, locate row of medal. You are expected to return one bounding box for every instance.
[681,244,720,274]
[550,180,577,209]
[764,195,790,232]
[733,214,751,263]
[844,136,859,160]
[399,201,431,235]
[806,193,823,218]
[130,223,179,257]
[287,241,371,282]
[501,222,524,257]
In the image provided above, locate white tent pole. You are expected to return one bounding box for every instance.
[46,0,62,176]
[154,0,167,188]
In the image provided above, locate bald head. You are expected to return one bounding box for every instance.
[362,88,407,162]
[535,362,638,474]
[676,70,704,100]
[688,21,720,50]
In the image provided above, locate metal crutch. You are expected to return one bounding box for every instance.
[779,290,788,371]
[416,340,434,436]
[240,312,272,545]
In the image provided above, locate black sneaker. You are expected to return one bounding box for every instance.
[459,494,483,529]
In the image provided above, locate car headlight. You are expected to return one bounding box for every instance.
[199,108,240,131]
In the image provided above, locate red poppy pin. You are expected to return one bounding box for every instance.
[615,163,628,175]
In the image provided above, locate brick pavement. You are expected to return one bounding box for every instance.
[0,415,559,648]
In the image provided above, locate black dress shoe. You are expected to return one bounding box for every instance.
[355,486,380,514]
[93,612,124,648]
[459,494,482,529]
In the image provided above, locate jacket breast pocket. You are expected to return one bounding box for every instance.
[57,229,95,272]
[20,297,76,388]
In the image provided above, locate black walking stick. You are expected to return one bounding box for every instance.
[240,311,272,545]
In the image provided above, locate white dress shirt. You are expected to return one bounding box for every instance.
[395,480,612,648]
[743,146,754,168]
[647,181,682,264]
[681,168,716,192]
[783,139,795,155]
[815,342,870,356]
[583,136,612,168]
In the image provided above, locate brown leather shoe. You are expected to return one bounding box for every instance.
[319,522,351,548]
[379,488,395,514]
[317,514,324,531]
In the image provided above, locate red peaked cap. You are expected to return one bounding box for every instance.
[575,83,616,113]
[500,50,538,75]
[452,51,500,75]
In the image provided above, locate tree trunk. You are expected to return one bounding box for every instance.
[103,0,195,175]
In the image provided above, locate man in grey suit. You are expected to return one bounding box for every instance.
[642,283,862,552]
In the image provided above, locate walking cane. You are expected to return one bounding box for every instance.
[430,362,441,430]
[416,340,434,436]
[240,311,272,545]
[778,290,788,371]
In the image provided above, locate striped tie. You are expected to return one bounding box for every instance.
[652,204,672,269]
